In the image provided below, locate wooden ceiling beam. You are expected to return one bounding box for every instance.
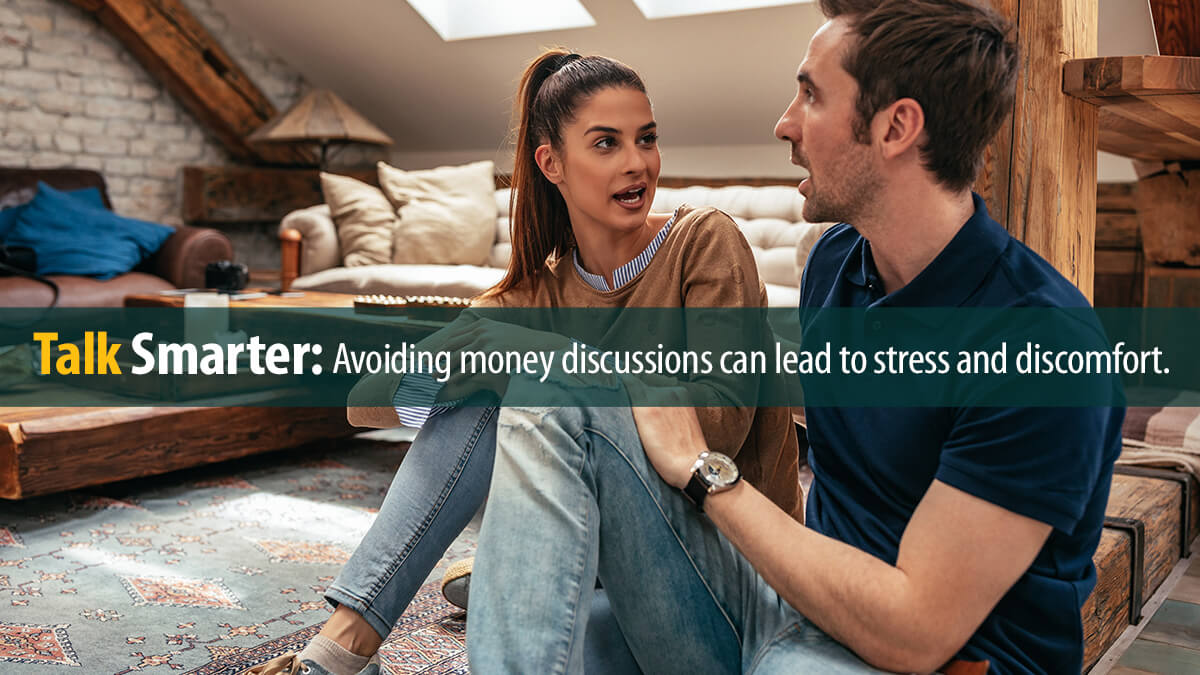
[69,0,314,165]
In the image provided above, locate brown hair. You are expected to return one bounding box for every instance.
[818,0,1017,191]
[482,49,646,299]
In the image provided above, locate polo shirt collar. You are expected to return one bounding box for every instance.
[843,193,1009,308]
[844,237,877,290]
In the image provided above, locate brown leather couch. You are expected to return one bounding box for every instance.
[1,167,233,307]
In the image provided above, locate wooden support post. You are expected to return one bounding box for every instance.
[977,0,1098,301]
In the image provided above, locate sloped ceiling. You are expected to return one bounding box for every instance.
[210,0,1155,179]
[208,0,826,154]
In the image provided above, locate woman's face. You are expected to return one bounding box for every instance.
[538,86,661,236]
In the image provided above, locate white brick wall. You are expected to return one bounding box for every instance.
[0,0,308,237]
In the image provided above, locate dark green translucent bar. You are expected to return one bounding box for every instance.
[0,307,1196,407]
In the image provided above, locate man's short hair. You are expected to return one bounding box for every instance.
[818,0,1018,192]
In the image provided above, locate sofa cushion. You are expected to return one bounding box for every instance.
[284,183,829,307]
[321,172,397,268]
[652,186,832,288]
[7,182,173,280]
[764,282,801,309]
[488,190,512,269]
[653,185,806,221]
[795,218,829,286]
[377,160,497,266]
[281,203,342,276]
[292,263,506,299]
[754,242,803,289]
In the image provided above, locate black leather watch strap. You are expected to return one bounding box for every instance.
[683,472,709,511]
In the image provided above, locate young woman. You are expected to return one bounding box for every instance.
[243,50,801,675]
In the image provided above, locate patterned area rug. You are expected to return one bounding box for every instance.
[0,429,474,674]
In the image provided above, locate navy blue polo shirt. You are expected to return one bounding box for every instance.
[798,194,1123,674]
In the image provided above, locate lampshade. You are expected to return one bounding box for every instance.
[247,89,394,148]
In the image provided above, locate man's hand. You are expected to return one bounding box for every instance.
[629,391,711,489]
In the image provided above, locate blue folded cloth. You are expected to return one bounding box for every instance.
[5,182,173,279]
[0,186,104,240]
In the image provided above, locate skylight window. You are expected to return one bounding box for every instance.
[632,0,810,20]
[406,0,595,41]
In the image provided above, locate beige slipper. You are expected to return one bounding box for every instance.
[441,557,473,610]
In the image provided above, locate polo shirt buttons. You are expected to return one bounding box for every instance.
[871,320,882,331]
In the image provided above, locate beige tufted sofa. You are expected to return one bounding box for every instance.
[278,183,832,307]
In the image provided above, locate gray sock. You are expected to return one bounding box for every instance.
[297,635,372,675]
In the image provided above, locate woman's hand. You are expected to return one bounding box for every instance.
[437,316,571,357]
[429,315,573,401]
[412,309,482,355]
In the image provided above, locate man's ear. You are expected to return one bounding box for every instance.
[875,98,925,160]
[534,144,563,184]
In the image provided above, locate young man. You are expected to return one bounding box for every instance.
[467,1,1123,673]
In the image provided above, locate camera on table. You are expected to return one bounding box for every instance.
[205,261,249,292]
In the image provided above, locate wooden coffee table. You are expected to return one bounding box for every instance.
[0,291,458,499]
[0,384,357,500]
[0,292,380,500]
[124,288,449,349]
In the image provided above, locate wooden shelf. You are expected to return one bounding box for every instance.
[1063,55,1200,160]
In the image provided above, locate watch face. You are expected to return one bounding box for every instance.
[700,453,739,488]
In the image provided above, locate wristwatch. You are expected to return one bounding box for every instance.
[682,451,741,511]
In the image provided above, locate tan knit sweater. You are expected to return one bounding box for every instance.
[490,205,803,521]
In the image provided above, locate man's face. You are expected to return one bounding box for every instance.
[774,18,880,225]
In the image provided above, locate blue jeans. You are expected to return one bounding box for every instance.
[325,405,639,672]
[468,396,887,674]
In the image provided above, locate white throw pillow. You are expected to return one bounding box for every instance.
[376,160,498,266]
[320,172,397,267]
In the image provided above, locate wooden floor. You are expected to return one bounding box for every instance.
[1110,553,1200,673]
